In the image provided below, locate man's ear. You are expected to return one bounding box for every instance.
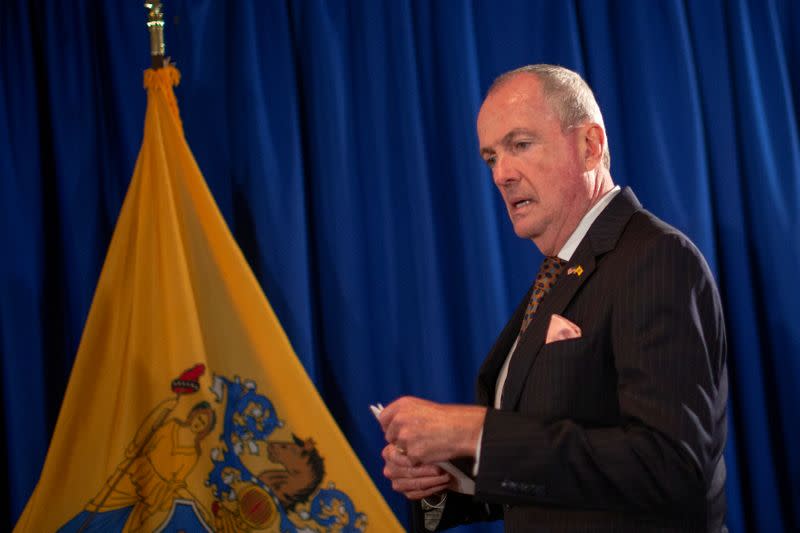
[581,123,605,171]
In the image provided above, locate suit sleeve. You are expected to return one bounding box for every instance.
[474,233,728,513]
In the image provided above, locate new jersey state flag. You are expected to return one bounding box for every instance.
[15,65,402,533]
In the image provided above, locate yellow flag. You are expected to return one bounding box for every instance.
[15,66,403,533]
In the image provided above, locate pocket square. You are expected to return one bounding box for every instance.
[545,314,582,344]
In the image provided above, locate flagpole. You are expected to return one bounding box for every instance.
[145,1,166,69]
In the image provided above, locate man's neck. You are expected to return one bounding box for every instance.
[531,175,614,256]
[556,183,620,261]
[534,174,616,257]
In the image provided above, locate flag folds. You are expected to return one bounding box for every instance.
[15,65,402,533]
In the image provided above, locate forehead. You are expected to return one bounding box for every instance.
[477,74,555,140]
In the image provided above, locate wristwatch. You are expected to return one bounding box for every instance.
[421,492,447,531]
[421,492,447,510]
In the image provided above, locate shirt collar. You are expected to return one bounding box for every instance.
[557,185,621,261]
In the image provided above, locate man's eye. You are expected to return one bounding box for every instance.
[514,141,531,151]
[484,157,496,169]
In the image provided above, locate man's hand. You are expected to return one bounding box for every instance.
[378,396,487,465]
[382,443,452,499]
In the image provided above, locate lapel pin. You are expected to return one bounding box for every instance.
[567,265,584,277]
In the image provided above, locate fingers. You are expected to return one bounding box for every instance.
[390,473,451,499]
[378,396,428,433]
[382,445,442,475]
[379,398,486,472]
[383,461,442,479]
[381,410,405,444]
[378,400,458,501]
[377,396,410,431]
[380,398,430,458]
[404,482,451,501]
[382,443,450,500]
[381,444,414,467]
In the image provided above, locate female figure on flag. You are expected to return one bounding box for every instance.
[59,395,217,532]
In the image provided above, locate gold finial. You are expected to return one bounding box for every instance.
[145,1,165,68]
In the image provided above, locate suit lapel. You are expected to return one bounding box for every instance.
[498,187,642,410]
[500,251,596,409]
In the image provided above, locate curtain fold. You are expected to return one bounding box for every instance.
[2,1,798,531]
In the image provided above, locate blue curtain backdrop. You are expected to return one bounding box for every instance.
[2,0,799,531]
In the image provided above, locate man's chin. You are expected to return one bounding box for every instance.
[512,223,539,240]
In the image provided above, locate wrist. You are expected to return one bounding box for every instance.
[457,406,487,458]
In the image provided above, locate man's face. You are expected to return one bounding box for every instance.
[477,74,591,254]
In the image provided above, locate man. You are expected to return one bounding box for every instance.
[378,65,728,532]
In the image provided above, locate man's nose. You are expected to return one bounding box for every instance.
[492,155,516,187]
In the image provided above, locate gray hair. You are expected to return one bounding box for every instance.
[490,64,611,171]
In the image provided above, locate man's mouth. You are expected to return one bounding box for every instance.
[513,199,532,209]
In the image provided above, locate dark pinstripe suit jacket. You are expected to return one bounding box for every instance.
[413,188,728,532]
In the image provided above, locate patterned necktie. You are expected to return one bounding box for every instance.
[519,256,567,334]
